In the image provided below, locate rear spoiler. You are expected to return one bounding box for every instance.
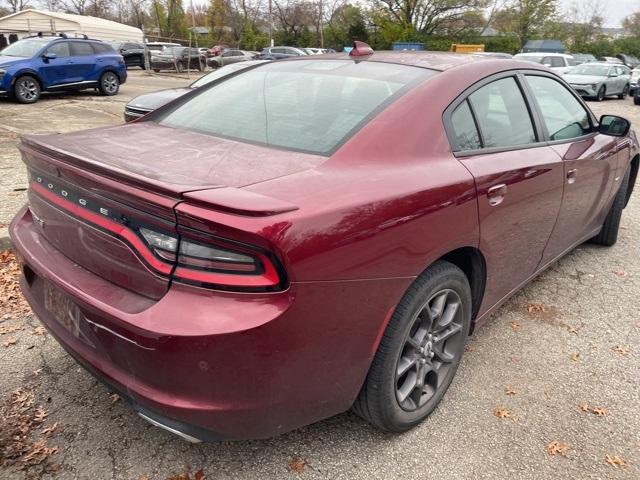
[182,188,298,217]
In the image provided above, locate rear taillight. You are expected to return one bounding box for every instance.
[138,226,282,290]
[30,178,284,292]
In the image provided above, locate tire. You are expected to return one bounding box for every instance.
[353,260,472,432]
[597,85,606,101]
[176,61,184,73]
[618,84,629,99]
[635,94,640,105]
[590,166,631,246]
[153,69,160,73]
[13,75,41,104]
[98,71,120,96]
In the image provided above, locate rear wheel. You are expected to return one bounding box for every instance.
[353,260,471,432]
[590,166,631,246]
[13,75,41,104]
[619,84,629,99]
[596,85,606,101]
[635,94,640,105]
[98,71,119,96]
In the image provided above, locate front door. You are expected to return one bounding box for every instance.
[522,74,621,264]
[38,41,73,86]
[447,74,564,309]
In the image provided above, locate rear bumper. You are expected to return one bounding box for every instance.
[10,205,408,440]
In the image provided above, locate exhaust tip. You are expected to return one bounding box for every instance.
[137,412,202,443]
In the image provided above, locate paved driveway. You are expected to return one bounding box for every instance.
[0,73,638,479]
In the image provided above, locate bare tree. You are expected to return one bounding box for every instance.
[6,0,32,13]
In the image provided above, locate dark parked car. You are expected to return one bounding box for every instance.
[617,53,640,68]
[109,41,147,69]
[0,34,126,103]
[150,46,203,72]
[124,60,267,121]
[207,49,257,68]
[10,45,638,442]
[259,46,307,59]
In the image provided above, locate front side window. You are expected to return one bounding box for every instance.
[158,60,434,155]
[526,75,592,141]
[450,101,481,151]
[47,41,70,58]
[468,77,536,148]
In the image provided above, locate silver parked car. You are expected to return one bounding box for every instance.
[563,63,631,101]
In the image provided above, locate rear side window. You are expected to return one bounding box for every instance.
[92,43,112,54]
[450,101,481,151]
[71,42,94,56]
[468,77,536,148]
[525,75,592,141]
[157,60,434,155]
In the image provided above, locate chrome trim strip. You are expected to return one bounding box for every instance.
[137,412,202,443]
[48,80,97,89]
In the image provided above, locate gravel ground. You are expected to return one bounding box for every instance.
[0,72,638,480]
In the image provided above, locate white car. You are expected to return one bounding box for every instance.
[514,52,576,75]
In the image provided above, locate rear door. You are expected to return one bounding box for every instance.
[523,73,621,263]
[446,73,564,309]
[68,41,98,82]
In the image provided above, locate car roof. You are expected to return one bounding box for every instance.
[289,50,545,72]
[515,52,573,58]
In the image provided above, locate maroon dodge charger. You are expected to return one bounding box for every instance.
[10,43,638,441]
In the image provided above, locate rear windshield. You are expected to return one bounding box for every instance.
[157,60,434,155]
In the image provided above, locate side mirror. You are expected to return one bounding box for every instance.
[599,115,630,137]
[42,52,57,60]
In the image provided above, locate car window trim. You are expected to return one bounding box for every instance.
[521,71,597,145]
[443,69,600,157]
[443,69,546,156]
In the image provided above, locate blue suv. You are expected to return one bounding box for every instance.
[0,34,127,104]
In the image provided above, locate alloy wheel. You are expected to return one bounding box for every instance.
[102,73,118,94]
[395,289,465,411]
[17,78,39,102]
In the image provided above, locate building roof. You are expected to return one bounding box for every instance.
[0,9,143,42]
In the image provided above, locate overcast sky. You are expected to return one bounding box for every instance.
[559,0,639,27]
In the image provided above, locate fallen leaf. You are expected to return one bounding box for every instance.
[510,322,521,331]
[138,476,150,480]
[109,393,120,404]
[591,407,607,417]
[527,303,546,313]
[504,387,517,395]
[567,325,578,334]
[612,345,631,356]
[3,337,17,347]
[33,325,47,335]
[493,407,511,418]
[570,352,580,362]
[464,346,475,352]
[546,441,569,456]
[41,422,58,435]
[194,470,205,480]
[613,268,628,277]
[33,406,48,423]
[605,454,627,468]
[578,402,590,412]
[289,457,307,473]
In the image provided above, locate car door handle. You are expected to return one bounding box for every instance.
[567,169,578,184]
[487,184,507,206]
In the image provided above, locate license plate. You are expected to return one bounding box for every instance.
[44,282,83,338]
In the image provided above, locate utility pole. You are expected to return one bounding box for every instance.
[318,0,324,48]
[269,0,274,47]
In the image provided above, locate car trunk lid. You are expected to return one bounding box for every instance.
[19,123,324,299]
